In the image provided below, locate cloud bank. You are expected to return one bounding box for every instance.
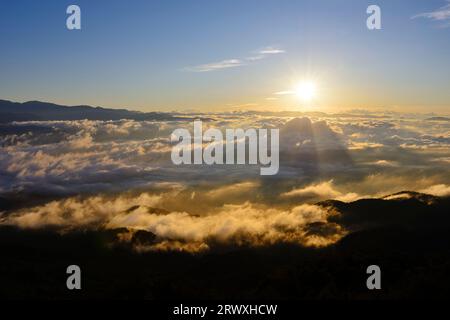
[1,110,449,252]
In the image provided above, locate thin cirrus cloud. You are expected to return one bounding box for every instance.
[185,59,244,72]
[412,1,450,26]
[185,46,285,72]
[274,90,295,95]
[257,47,285,54]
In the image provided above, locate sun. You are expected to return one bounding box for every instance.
[295,81,317,102]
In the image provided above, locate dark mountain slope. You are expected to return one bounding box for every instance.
[0,99,185,122]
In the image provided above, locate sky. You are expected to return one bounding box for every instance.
[0,0,449,113]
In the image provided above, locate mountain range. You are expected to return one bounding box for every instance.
[0,99,183,122]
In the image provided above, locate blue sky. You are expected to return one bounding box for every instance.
[0,0,449,112]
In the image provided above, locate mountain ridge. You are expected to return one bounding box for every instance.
[0,99,187,122]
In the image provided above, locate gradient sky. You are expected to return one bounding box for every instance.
[0,0,449,113]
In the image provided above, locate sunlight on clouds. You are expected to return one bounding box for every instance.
[0,190,346,252]
[280,180,366,203]
[420,184,450,197]
[1,111,449,254]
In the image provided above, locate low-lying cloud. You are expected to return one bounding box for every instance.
[0,190,345,252]
[1,110,449,252]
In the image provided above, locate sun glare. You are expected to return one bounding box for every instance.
[295,81,317,102]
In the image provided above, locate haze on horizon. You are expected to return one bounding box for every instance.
[0,0,449,114]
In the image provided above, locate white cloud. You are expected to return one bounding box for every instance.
[372,160,398,167]
[412,1,450,26]
[185,59,244,72]
[186,46,285,72]
[258,46,286,54]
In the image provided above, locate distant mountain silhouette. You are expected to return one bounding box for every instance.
[318,191,449,231]
[0,99,189,122]
[426,116,450,121]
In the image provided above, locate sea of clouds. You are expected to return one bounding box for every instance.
[1,111,449,251]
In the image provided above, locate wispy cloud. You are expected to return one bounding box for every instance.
[274,90,295,95]
[257,46,286,55]
[245,46,285,61]
[185,59,244,72]
[246,55,264,61]
[185,46,285,73]
[412,1,450,26]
